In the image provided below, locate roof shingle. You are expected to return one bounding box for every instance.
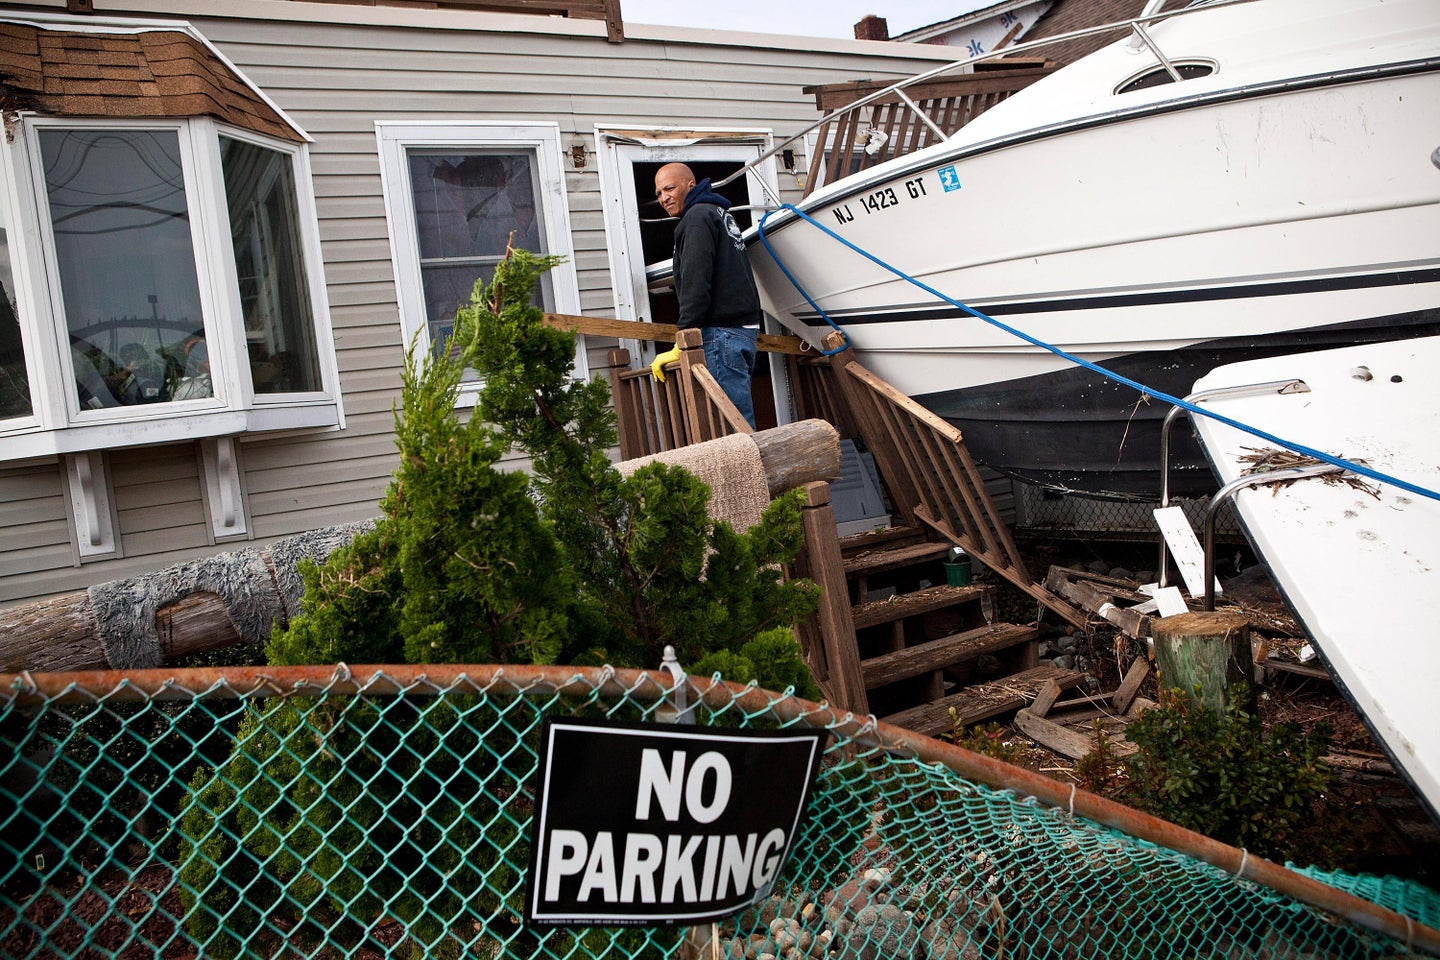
[0,24,302,142]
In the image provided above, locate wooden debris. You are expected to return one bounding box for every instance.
[1044,566,1156,639]
[1236,445,1380,499]
[1112,656,1151,714]
[1030,679,1064,719]
[883,665,1084,737]
[1014,708,1138,761]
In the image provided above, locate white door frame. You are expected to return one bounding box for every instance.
[594,126,792,423]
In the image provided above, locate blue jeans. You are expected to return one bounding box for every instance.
[701,325,758,428]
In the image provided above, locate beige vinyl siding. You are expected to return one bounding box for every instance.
[109,445,210,558]
[0,2,954,606]
[0,462,73,602]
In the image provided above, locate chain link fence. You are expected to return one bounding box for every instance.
[1013,485,1244,545]
[3,663,1438,959]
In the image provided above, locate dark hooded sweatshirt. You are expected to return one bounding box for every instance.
[672,179,762,330]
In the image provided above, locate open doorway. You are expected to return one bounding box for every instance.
[595,130,788,429]
[630,158,756,329]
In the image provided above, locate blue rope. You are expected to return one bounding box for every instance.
[756,202,1440,504]
[755,210,851,356]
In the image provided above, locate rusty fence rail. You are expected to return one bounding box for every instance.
[3,663,1438,959]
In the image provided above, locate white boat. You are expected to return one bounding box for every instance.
[1187,336,1440,821]
[742,0,1440,498]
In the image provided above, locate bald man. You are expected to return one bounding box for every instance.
[650,162,761,428]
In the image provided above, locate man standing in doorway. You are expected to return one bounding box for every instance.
[650,162,760,428]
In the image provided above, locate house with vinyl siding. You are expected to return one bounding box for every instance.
[0,0,959,608]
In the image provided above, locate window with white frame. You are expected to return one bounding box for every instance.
[0,116,340,461]
[377,122,584,394]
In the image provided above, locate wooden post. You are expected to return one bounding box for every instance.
[676,327,706,443]
[604,347,645,460]
[794,481,868,715]
[1150,610,1253,715]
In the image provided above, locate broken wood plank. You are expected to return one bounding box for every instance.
[1014,708,1139,761]
[882,665,1084,737]
[1030,679,1063,718]
[1049,688,1115,713]
[1044,567,1152,638]
[1125,696,1157,718]
[861,623,1038,689]
[1045,565,1150,601]
[1262,657,1333,681]
[1112,656,1151,714]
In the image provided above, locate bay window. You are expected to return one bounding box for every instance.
[0,116,340,461]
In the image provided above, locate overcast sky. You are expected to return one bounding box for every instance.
[619,1,995,40]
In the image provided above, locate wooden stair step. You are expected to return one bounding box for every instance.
[838,525,924,557]
[843,540,952,578]
[862,622,1038,689]
[881,665,1086,738]
[852,583,991,630]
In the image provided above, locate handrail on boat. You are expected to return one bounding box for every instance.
[713,0,1256,202]
[1157,379,1310,587]
[1202,463,1345,611]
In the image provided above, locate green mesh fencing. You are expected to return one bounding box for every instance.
[3,664,1438,959]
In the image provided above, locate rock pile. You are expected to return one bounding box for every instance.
[719,866,987,960]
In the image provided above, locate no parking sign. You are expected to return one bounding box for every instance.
[525,718,828,926]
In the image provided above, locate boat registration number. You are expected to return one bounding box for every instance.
[831,176,929,227]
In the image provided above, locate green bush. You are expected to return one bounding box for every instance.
[178,250,821,955]
[1124,683,1333,860]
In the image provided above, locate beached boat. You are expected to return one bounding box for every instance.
[1186,336,1440,821]
[742,0,1440,498]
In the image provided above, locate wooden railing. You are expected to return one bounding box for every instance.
[556,311,1086,706]
[600,327,751,457]
[801,59,1060,195]
[544,314,806,459]
[793,331,1087,631]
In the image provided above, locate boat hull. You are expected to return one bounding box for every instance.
[750,12,1440,499]
[923,310,1440,498]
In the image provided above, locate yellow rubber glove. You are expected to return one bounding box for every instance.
[649,345,681,382]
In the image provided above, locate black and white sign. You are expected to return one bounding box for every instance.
[525,718,828,926]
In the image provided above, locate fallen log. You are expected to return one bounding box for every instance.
[0,420,840,673]
[0,520,375,674]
